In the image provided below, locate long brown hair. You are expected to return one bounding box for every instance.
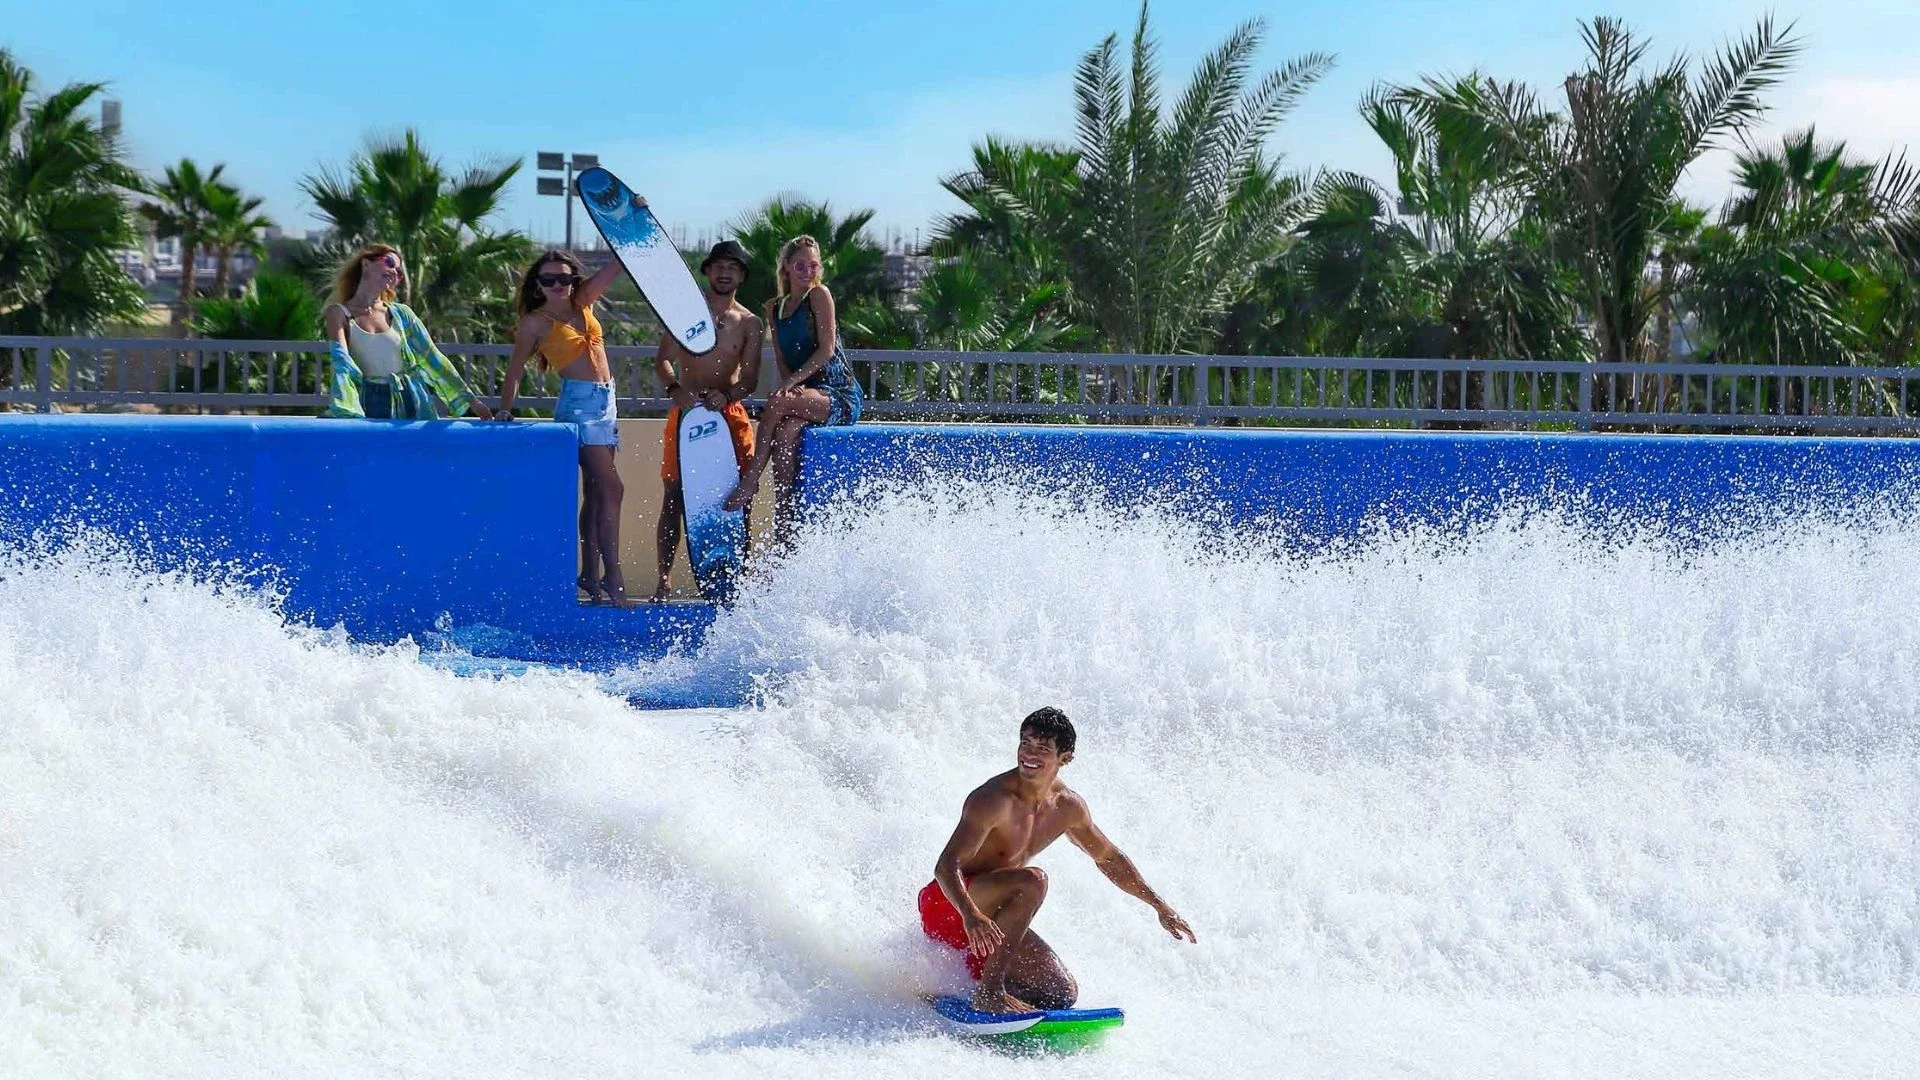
[516,249,588,316]
[332,243,401,306]
[516,249,589,372]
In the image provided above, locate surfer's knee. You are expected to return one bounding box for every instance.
[1013,865,1048,900]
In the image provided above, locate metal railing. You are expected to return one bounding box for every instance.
[4,335,1920,433]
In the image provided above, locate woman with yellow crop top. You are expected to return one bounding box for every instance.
[496,248,629,602]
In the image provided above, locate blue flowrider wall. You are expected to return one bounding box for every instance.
[798,425,1920,544]
[7,416,1920,674]
[0,415,711,664]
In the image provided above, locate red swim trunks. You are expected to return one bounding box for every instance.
[918,879,985,979]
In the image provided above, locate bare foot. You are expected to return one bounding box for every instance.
[577,574,603,603]
[968,987,1036,1015]
[599,573,628,607]
[720,477,756,512]
[649,578,673,603]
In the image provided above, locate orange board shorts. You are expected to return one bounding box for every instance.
[661,400,754,484]
[918,878,985,979]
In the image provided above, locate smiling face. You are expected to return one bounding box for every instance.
[363,251,403,294]
[1016,726,1072,780]
[784,248,822,291]
[704,257,744,296]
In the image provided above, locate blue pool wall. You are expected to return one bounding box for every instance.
[6,416,1920,669]
[798,425,1920,546]
[0,415,711,663]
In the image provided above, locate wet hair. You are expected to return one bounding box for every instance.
[1020,706,1076,756]
[332,243,401,305]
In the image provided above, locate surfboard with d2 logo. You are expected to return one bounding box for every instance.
[575,166,716,354]
[676,405,746,602]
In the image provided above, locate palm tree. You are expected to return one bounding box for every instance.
[922,139,1090,353]
[1688,129,1919,368]
[1057,3,1331,354]
[299,129,531,339]
[202,183,274,298]
[1650,199,1708,363]
[727,196,889,314]
[1387,78,1582,359]
[1480,16,1802,363]
[932,138,1081,297]
[189,269,326,405]
[141,158,226,309]
[0,50,147,337]
[190,269,321,340]
[917,253,1088,353]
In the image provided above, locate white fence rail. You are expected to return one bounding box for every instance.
[4,336,1919,433]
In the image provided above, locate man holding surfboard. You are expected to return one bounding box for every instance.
[925,707,1196,1015]
[651,240,763,601]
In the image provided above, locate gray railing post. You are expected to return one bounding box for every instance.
[34,344,52,413]
[1193,358,1211,427]
[1577,367,1593,432]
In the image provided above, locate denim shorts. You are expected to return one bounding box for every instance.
[554,379,618,447]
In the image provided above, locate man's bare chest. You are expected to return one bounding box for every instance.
[985,808,1071,862]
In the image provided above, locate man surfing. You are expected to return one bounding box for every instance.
[922,707,1195,1014]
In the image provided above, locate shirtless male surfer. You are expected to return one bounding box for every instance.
[923,707,1195,1014]
[652,240,764,601]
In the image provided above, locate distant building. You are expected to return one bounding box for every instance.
[883,252,933,294]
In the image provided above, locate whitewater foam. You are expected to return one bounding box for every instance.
[3,483,1918,1078]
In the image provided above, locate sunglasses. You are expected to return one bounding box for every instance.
[537,273,577,288]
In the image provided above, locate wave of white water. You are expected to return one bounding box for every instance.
[4,481,1918,1078]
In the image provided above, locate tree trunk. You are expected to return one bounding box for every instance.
[1653,251,1674,364]
[178,242,198,305]
[174,241,198,337]
[212,244,232,299]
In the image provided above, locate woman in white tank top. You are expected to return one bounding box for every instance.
[322,244,491,421]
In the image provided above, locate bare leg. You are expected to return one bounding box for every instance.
[958,867,1075,1014]
[769,416,810,551]
[654,480,683,601]
[1003,929,1077,1011]
[722,395,789,512]
[581,445,625,601]
[577,452,602,600]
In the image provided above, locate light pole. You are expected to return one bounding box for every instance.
[536,152,599,250]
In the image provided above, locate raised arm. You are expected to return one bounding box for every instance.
[1065,797,1196,943]
[573,253,625,309]
[729,315,766,404]
[934,792,1006,959]
[495,315,545,416]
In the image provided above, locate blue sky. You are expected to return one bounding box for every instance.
[8,1,1918,247]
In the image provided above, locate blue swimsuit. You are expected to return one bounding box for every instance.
[775,288,863,426]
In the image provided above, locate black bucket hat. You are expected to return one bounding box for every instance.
[700,239,752,279]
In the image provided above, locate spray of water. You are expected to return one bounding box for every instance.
[3,481,1917,1078]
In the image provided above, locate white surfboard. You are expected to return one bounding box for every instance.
[575,166,716,354]
[677,405,746,603]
